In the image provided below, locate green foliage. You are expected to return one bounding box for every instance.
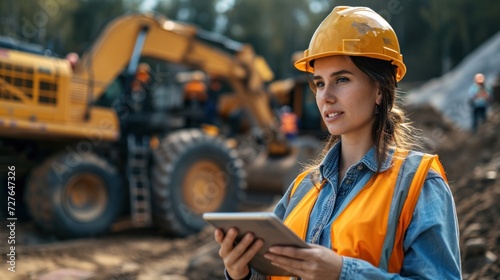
[222,0,313,77]
[68,0,136,54]
[0,0,142,55]
[154,0,219,31]
[418,0,500,76]
[0,0,498,82]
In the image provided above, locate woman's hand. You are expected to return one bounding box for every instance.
[264,244,343,280]
[214,227,264,280]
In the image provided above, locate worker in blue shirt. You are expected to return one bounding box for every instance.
[468,73,492,133]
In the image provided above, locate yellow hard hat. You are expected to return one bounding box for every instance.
[294,6,407,82]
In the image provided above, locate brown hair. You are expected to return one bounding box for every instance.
[305,56,419,183]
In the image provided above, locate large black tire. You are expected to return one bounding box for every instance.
[25,152,122,238]
[152,129,246,236]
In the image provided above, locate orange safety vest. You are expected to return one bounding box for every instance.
[281,112,298,135]
[184,80,207,101]
[269,150,447,279]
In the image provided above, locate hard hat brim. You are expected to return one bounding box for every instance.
[294,51,406,82]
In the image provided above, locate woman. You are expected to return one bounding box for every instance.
[214,6,461,280]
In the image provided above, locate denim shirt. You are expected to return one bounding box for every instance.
[236,142,461,280]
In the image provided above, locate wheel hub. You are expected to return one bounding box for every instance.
[64,173,107,222]
[183,160,227,214]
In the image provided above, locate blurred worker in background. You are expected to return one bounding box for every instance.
[65,52,79,71]
[183,71,207,102]
[280,105,299,141]
[130,62,152,113]
[468,73,492,133]
[213,6,461,280]
[121,62,153,139]
[205,75,223,125]
[183,71,207,127]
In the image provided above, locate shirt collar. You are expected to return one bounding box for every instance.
[318,141,394,181]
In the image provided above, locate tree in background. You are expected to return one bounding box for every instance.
[0,0,142,55]
[68,0,139,54]
[221,0,313,78]
[155,0,219,32]
[419,0,500,76]
[0,0,499,82]
[0,0,77,54]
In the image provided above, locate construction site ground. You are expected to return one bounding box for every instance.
[0,104,499,280]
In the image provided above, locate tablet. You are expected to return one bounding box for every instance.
[203,212,309,276]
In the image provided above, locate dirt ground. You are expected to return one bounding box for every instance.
[1,103,499,280]
[0,199,276,280]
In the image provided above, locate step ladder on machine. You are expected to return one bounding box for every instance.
[127,134,152,227]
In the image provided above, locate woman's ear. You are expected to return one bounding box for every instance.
[375,88,382,105]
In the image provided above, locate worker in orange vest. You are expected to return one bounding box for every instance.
[280,106,299,141]
[130,62,152,113]
[183,71,207,127]
[183,71,207,103]
[213,6,460,280]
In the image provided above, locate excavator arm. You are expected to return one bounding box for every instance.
[74,13,288,155]
[74,13,251,97]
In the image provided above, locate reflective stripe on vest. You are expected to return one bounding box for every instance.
[269,150,447,279]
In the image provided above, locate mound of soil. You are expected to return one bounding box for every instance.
[408,102,500,279]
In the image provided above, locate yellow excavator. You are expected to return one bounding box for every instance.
[0,13,321,238]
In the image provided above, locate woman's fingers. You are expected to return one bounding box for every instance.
[216,228,263,264]
[218,228,238,257]
[214,228,224,243]
[265,244,343,280]
[269,245,302,257]
[224,232,258,264]
[214,228,264,280]
[265,247,303,266]
[236,237,264,265]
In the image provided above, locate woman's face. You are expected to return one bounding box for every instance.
[313,55,381,139]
